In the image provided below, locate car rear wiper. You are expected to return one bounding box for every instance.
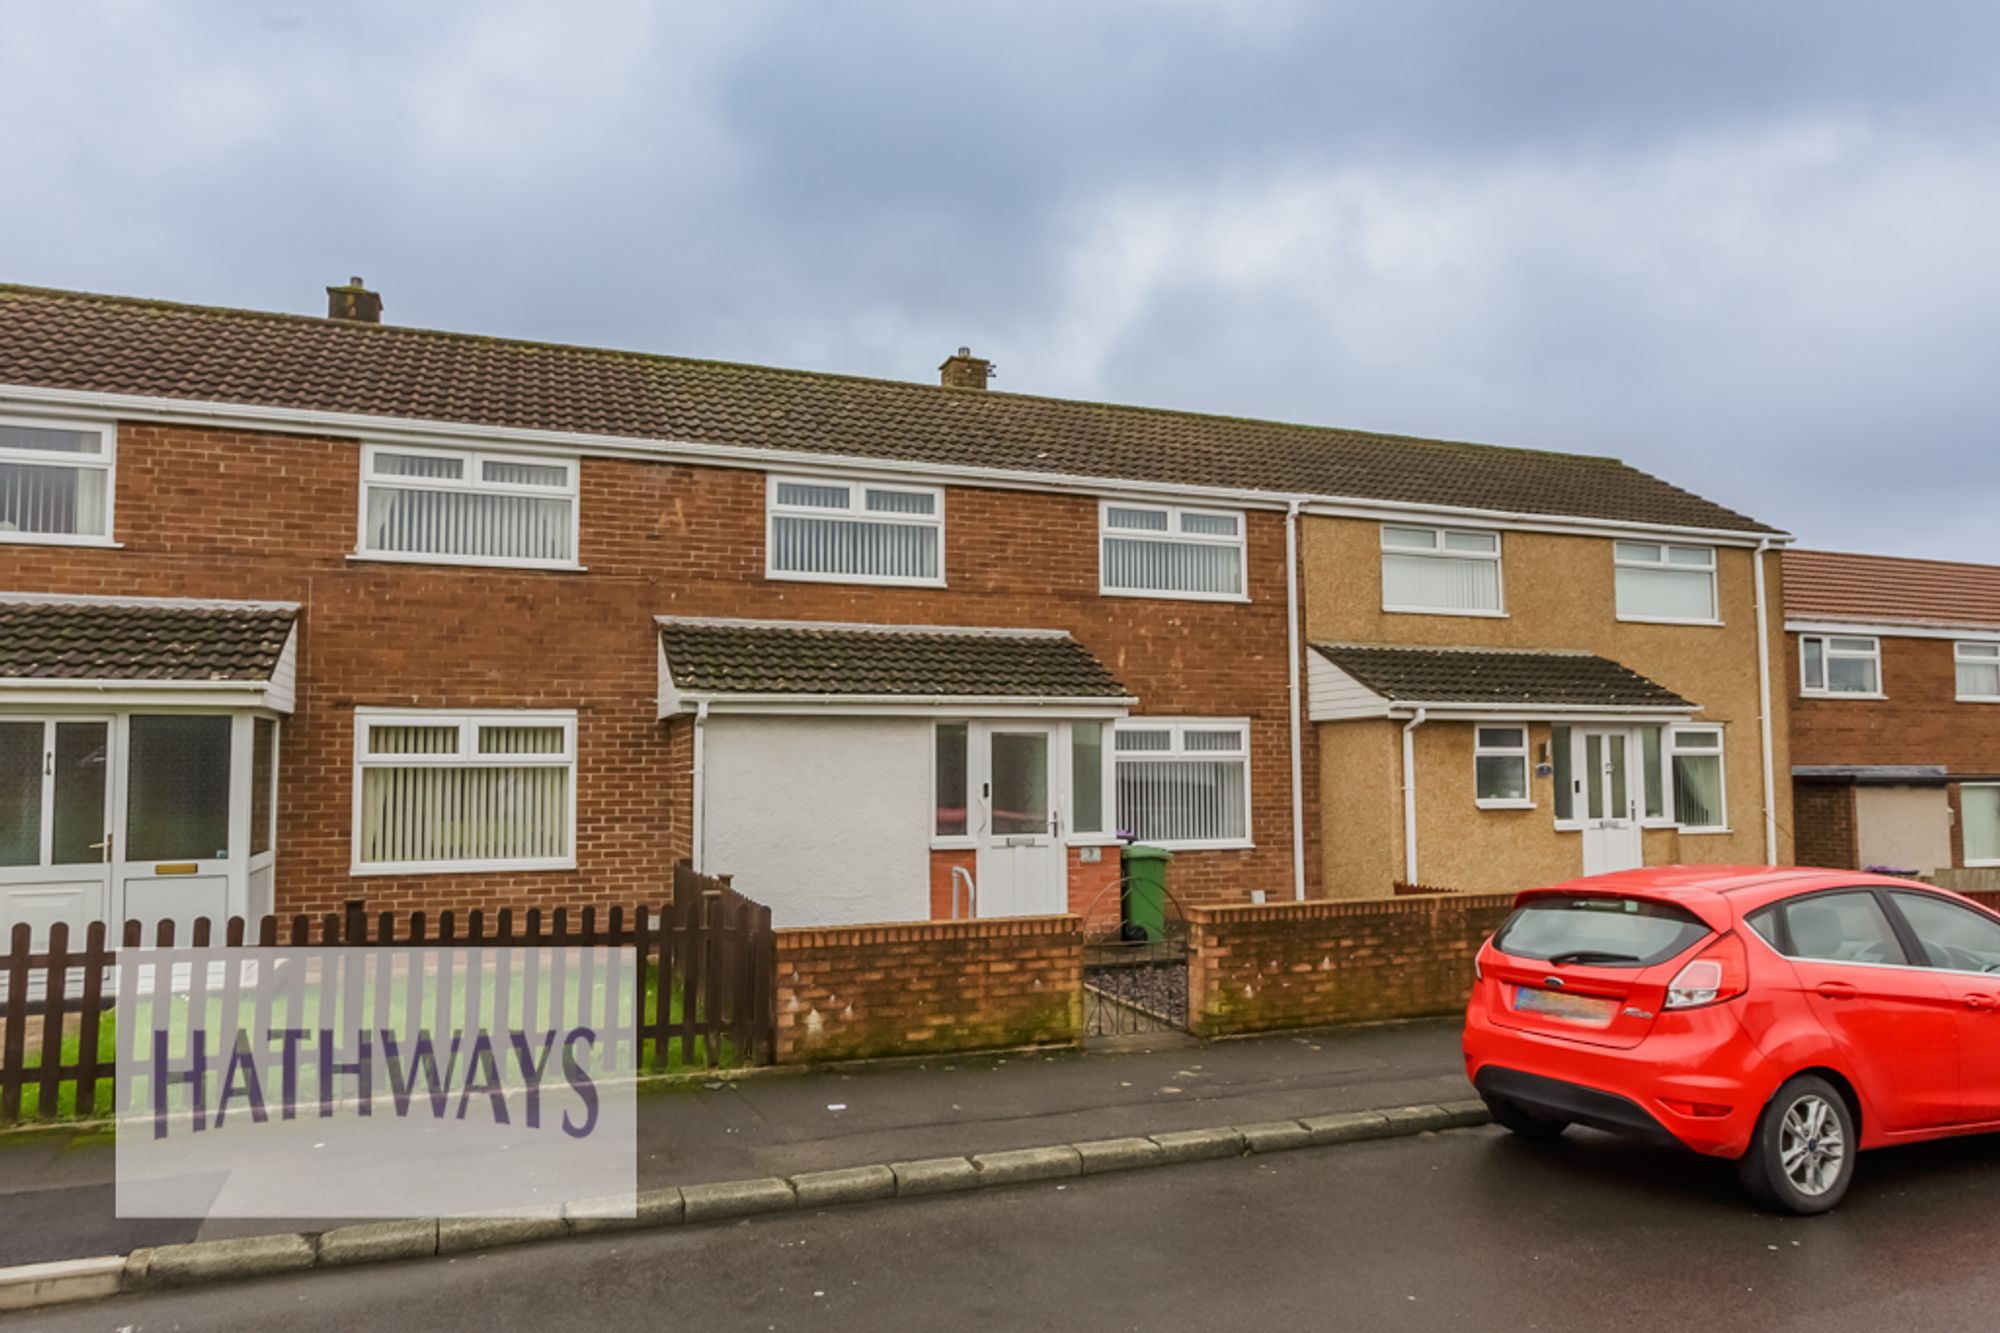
[1547,949,1641,966]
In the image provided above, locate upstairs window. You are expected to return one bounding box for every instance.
[1099,503,1246,600]
[360,445,577,568]
[1381,525,1502,614]
[767,476,943,585]
[0,417,113,543]
[1799,634,1880,696]
[354,710,575,873]
[1614,542,1717,622]
[1956,642,2000,701]
[1113,720,1251,848]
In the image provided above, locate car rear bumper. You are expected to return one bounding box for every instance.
[1464,1001,1774,1159]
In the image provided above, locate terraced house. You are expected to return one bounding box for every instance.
[0,279,1790,945]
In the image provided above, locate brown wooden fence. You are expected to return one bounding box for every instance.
[0,862,775,1124]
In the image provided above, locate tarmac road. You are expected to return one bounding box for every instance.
[14,1120,2000,1332]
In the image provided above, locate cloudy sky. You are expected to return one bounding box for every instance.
[5,2,1996,558]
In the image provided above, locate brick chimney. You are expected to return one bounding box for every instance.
[938,346,992,390]
[326,276,382,324]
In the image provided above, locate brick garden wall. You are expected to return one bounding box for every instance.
[1185,893,1515,1037]
[774,915,1083,1063]
[1792,782,1859,870]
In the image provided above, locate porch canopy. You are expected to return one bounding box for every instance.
[0,593,299,711]
[657,616,1136,717]
[1307,642,1694,722]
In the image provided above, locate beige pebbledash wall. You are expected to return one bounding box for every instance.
[1304,518,1793,896]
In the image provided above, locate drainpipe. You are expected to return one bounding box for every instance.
[691,699,710,872]
[1285,498,1307,901]
[1401,708,1428,885]
[1752,539,1779,864]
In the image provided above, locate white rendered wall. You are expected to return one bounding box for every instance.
[701,715,932,927]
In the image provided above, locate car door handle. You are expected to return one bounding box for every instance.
[1965,994,1999,1012]
[1815,981,1860,1000]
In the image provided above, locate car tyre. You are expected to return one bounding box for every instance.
[1736,1075,1855,1215]
[1483,1094,1570,1140]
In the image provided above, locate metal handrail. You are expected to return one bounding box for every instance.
[950,865,977,920]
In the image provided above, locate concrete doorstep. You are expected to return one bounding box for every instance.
[0,1099,1491,1313]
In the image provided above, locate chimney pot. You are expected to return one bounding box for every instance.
[326,277,383,324]
[939,347,993,390]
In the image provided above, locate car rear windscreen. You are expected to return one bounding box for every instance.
[1493,895,1711,968]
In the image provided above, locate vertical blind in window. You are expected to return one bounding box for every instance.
[361,447,576,565]
[1964,785,2000,865]
[1380,526,1501,613]
[769,478,943,583]
[0,420,112,539]
[1614,543,1717,620]
[1957,643,2000,699]
[1114,721,1250,846]
[355,714,574,870]
[1668,728,1725,830]
[1100,504,1245,598]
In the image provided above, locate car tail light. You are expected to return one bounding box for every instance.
[1664,933,1748,1010]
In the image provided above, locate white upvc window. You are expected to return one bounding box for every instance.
[1799,634,1881,697]
[1614,542,1718,622]
[1963,783,2000,867]
[358,444,578,569]
[1112,719,1252,849]
[0,415,115,545]
[1473,726,1532,809]
[352,709,577,874]
[1956,642,2000,702]
[1665,726,1727,831]
[1380,525,1503,615]
[1099,502,1247,601]
[766,475,944,586]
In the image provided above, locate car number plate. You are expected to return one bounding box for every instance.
[1512,985,1617,1027]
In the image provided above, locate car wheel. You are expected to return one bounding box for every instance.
[1736,1075,1856,1214]
[1482,1094,1570,1140]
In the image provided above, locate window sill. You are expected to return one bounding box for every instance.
[929,837,976,852]
[766,569,946,590]
[1123,839,1255,852]
[0,535,122,549]
[1475,799,1536,811]
[348,553,586,573]
[1955,696,2000,705]
[1381,606,1508,619]
[1616,616,1724,627]
[1799,691,1886,701]
[1676,827,1733,836]
[350,859,577,876]
[1098,587,1251,605]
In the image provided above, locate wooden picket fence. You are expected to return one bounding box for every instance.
[0,861,775,1124]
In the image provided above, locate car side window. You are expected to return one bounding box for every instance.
[1890,892,2000,975]
[1779,891,1909,967]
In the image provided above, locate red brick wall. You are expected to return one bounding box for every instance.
[1791,783,1859,870]
[1185,893,1515,1036]
[774,915,1083,1063]
[1788,632,2000,776]
[2,420,1313,917]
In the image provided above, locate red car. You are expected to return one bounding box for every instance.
[1463,866,2000,1213]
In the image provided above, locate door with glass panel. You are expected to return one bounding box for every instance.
[1577,729,1643,876]
[975,725,1066,918]
[112,714,235,937]
[0,718,112,948]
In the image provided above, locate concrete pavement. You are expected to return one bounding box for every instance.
[17,1122,2000,1332]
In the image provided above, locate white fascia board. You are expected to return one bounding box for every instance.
[1383,703,1698,723]
[0,680,281,710]
[0,382,1791,542]
[667,693,1137,719]
[0,589,300,613]
[1787,618,2000,641]
[655,615,1072,639]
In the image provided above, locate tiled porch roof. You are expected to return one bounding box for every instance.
[0,596,298,681]
[658,618,1131,701]
[1311,643,1692,710]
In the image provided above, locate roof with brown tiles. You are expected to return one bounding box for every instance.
[1783,549,2000,630]
[0,598,297,681]
[658,619,1130,700]
[0,283,1779,534]
[1312,643,1692,709]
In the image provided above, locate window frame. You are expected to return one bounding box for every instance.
[1111,717,1254,850]
[350,707,579,875]
[1665,725,1729,833]
[0,413,118,548]
[355,442,581,571]
[1955,641,2000,703]
[764,473,947,588]
[1612,541,1719,625]
[1379,524,1506,617]
[1549,724,1726,834]
[1962,782,2000,869]
[1097,501,1250,603]
[1798,633,1882,698]
[1472,725,1534,810]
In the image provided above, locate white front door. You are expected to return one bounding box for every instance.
[975,724,1067,917]
[111,714,237,939]
[1578,728,1644,876]
[0,717,113,948]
